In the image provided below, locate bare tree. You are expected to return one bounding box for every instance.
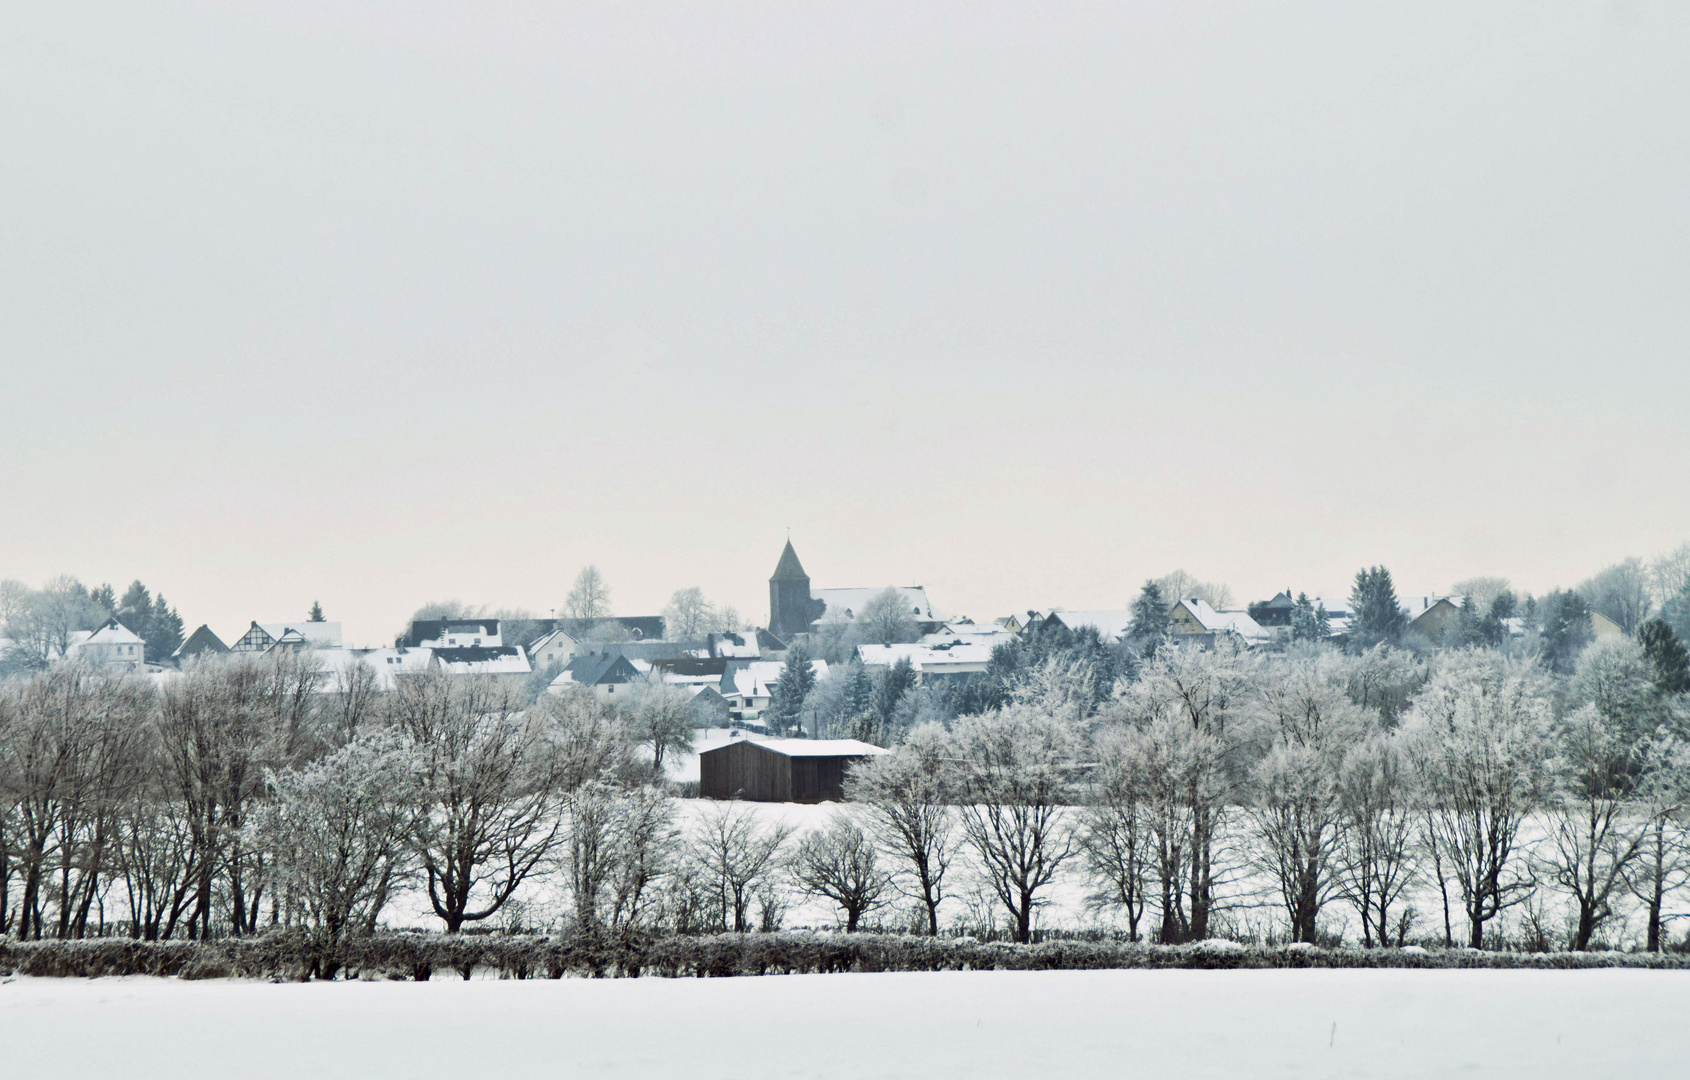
[391,674,592,932]
[1450,577,1513,613]
[156,653,322,938]
[1079,727,1152,940]
[846,722,957,934]
[1536,704,1646,949]
[1627,728,1690,951]
[792,815,891,931]
[663,587,715,640]
[1579,558,1654,635]
[1335,731,1419,947]
[1407,653,1554,948]
[952,705,1081,943]
[688,801,791,932]
[1245,662,1366,943]
[1154,570,1233,612]
[565,566,612,623]
[623,679,696,774]
[1651,544,1690,607]
[1114,641,1256,942]
[855,588,921,645]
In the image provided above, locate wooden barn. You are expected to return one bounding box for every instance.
[699,738,891,803]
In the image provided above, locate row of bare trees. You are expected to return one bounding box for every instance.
[4,635,1689,951]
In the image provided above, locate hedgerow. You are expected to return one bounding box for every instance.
[4,931,1690,981]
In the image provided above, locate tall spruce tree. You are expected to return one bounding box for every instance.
[1539,590,1593,674]
[768,638,818,736]
[1290,592,1330,642]
[309,601,326,622]
[1638,618,1690,695]
[1348,566,1406,649]
[1128,580,1170,656]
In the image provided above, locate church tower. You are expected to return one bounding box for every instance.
[769,539,817,641]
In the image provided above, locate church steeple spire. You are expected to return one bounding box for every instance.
[769,539,815,639]
[771,539,808,582]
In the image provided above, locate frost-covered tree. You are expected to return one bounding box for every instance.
[1335,731,1419,947]
[1290,592,1330,644]
[855,588,921,646]
[765,638,818,736]
[393,677,621,932]
[1113,641,1255,942]
[622,679,696,773]
[244,732,414,964]
[1536,703,1646,949]
[951,705,1081,943]
[1539,590,1594,675]
[662,587,715,639]
[565,566,612,623]
[1406,653,1554,948]
[565,780,679,934]
[1079,727,1152,940]
[847,722,958,934]
[1579,558,1653,636]
[1246,660,1369,944]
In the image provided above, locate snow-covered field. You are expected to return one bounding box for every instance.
[4,968,1689,1078]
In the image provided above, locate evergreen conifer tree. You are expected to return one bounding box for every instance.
[1128,580,1169,656]
[1290,592,1329,642]
[1540,590,1593,674]
[1347,566,1406,649]
[768,638,818,735]
[1638,618,1690,695]
[309,601,326,622]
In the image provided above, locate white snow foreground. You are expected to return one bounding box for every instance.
[4,969,1689,1078]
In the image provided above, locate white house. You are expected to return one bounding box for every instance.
[856,641,994,680]
[66,619,147,671]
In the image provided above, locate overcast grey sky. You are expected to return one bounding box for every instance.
[2,1,1688,645]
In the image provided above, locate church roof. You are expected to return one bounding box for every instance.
[771,540,809,582]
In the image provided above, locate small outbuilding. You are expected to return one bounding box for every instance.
[699,738,891,803]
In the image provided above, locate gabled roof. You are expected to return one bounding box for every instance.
[705,737,890,759]
[84,618,145,646]
[1172,599,1269,642]
[174,624,229,659]
[1400,596,1464,621]
[561,652,642,687]
[257,621,343,648]
[1044,610,1134,641]
[771,540,809,582]
[857,642,995,670]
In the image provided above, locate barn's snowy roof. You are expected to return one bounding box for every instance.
[714,737,891,758]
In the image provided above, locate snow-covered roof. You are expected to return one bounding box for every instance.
[813,586,943,623]
[1173,599,1270,642]
[716,737,891,758]
[1048,610,1134,641]
[857,642,995,670]
[82,620,144,646]
[432,646,531,676]
[258,621,343,648]
[725,659,827,701]
[1400,596,1464,619]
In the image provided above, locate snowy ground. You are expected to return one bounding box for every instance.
[4,968,1689,1078]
